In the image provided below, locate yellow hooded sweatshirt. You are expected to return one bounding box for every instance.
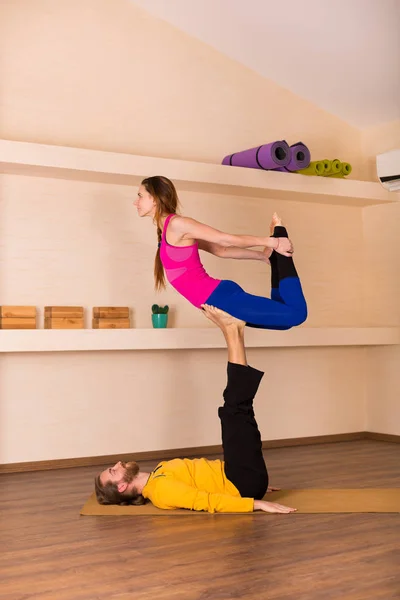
[142,457,254,513]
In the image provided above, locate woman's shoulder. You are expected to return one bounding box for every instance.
[168,214,198,232]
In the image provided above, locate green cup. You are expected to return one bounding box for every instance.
[152,314,168,328]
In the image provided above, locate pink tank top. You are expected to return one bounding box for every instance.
[159,214,221,308]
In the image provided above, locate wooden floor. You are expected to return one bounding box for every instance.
[1,440,400,600]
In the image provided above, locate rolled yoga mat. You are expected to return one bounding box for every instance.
[284,141,311,171]
[327,162,352,178]
[80,488,400,516]
[295,160,325,176]
[222,140,290,170]
[321,159,342,176]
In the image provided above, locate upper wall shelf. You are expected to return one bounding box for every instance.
[0,327,398,353]
[0,140,398,207]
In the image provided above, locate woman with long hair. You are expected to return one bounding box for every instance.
[134,176,307,330]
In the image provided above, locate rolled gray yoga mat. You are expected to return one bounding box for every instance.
[222,140,290,170]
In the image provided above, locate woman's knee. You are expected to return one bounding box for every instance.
[290,305,308,327]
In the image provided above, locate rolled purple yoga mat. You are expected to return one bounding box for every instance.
[285,141,311,171]
[222,140,290,170]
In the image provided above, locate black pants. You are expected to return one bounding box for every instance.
[219,362,269,499]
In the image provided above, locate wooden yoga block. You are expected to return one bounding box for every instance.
[44,317,84,329]
[0,305,36,319]
[45,306,84,319]
[0,317,37,329]
[92,318,130,329]
[92,307,130,319]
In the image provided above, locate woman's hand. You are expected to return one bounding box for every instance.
[254,499,297,514]
[274,237,294,257]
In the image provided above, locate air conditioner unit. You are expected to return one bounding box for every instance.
[376,148,400,192]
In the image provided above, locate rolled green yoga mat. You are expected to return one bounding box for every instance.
[321,159,341,176]
[296,160,352,178]
[328,162,352,178]
[295,160,325,176]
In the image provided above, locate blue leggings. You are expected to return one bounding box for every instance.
[205,226,307,330]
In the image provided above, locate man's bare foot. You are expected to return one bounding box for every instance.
[269,211,283,235]
[201,304,245,331]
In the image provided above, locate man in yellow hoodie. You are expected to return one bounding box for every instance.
[94,304,296,514]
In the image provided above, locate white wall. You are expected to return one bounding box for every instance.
[365,346,400,436]
[363,201,400,436]
[0,0,364,174]
[0,0,397,465]
[361,120,400,181]
[0,172,368,463]
[0,347,366,463]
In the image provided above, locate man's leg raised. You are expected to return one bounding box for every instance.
[201,304,269,499]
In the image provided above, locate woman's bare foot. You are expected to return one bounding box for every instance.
[262,246,273,264]
[262,213,284,261]
[270,211,283,235]
[201,304,245,331]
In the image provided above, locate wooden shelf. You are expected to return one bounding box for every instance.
[1,140,399,206]
[0,327,398,353]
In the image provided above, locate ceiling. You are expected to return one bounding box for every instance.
[132,0,400,129]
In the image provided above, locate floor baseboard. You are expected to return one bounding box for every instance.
[365,432,400,444]
[261,431,368,449]
[1,431,398,474]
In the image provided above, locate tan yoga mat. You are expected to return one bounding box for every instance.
[80,489,400,516]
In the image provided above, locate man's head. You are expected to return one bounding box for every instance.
[94,460,145,505]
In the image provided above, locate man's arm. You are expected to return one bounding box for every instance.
[147,477,254,513]
[146,478,296,514]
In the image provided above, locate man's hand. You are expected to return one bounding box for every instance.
[266,486,281,493]
[254,499,297,514]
